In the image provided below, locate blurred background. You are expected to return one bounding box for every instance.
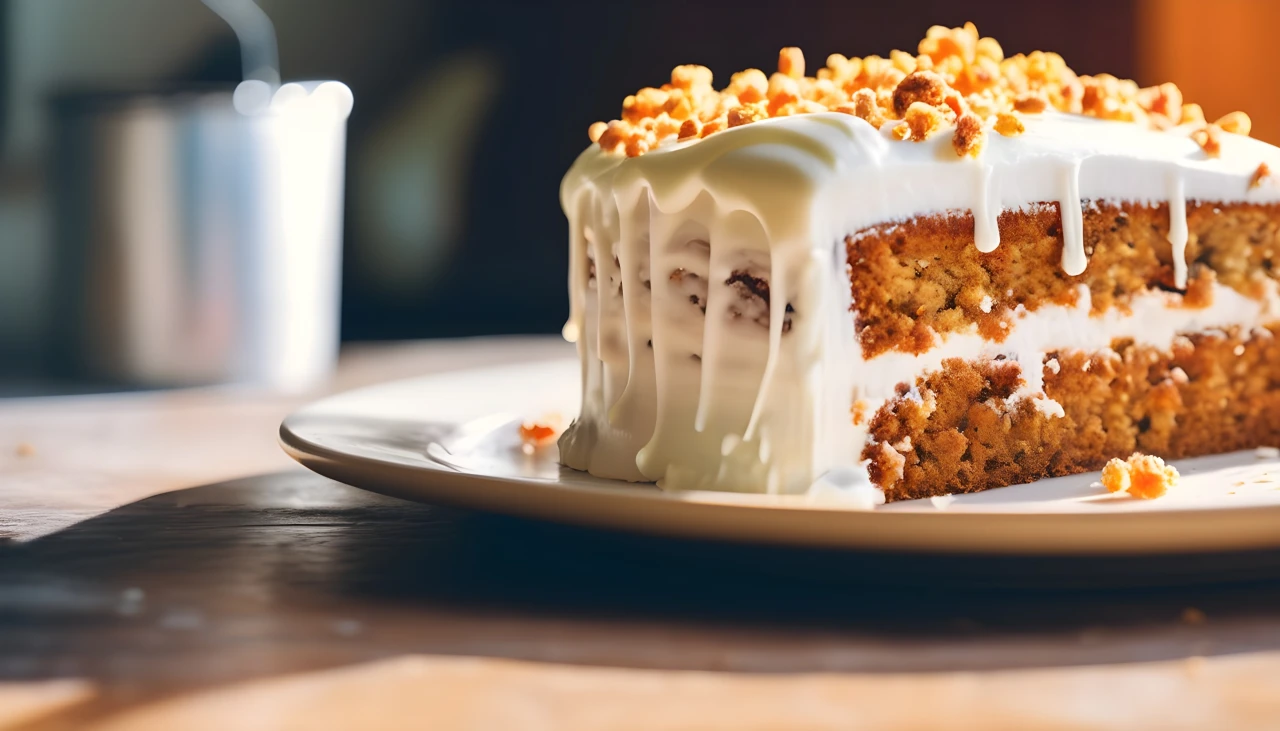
[0,0,1273,394]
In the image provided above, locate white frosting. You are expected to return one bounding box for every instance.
[558,112,1280,494]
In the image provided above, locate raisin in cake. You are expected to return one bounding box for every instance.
[557,23,1280,501]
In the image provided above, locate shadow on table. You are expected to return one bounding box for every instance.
[3,471,1280,725]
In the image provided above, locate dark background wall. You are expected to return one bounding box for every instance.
[0,0,1139,358]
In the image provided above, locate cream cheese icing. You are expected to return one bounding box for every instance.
[558,111,1280,494]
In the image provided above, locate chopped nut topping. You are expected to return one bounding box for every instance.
[900,102,946,141]
[1192,124,1223,157]
[778,47,805,79]
[1251,162,1272,189]
[892,70,947,116]
[993,111,1025,137]
[727,105,763,128]
[1013,92,1048,113]
[587,23,1250,157]
[1216,111,1252,136]
[1180,103,1206,126]
[952,112,985,157]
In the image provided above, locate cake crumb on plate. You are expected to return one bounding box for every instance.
[1101,453,1179,499]
[519,416,564,453]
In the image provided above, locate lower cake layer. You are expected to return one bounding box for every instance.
[864,324,1280,501]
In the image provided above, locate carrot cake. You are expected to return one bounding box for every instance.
[557,23,1280,501]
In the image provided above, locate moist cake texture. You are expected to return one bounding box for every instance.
[558,23,1280,501]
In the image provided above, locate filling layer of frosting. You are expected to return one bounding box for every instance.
[559,111,1280,494]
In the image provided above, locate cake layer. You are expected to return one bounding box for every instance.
[847,201,1280,359]
[864,324,1280,501]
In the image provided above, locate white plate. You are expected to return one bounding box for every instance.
[280,357,1280,556]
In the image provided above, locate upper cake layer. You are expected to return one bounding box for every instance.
[564,111,1280,290]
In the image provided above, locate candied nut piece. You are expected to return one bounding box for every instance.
[850,88,884,127]
[766,72,801,114]
[1216,111,1252,136]
[993,111,1024,136]
[1192,124,1222,157]
[919,22,979,65]
[678,119,700,141]
[1140,82,1183,120]
[1127,454,1178,499]
[898,101,945,141]
[1181,103,1206,126]
[890,49,918,74]
[942,90,968,117]
[700,116,726,138]
[1100,457,1131,493]
[653,113,682,139]
[1250,162,1272,189]
[892,70,948,116]
[778,47,805,79]
[727,105,764,128]
[596,121,629,152]
[952,112,985,157]
[729,68,769,104]
[587,121,608,143]
[1013,92,1047,113]
[670,64,713,91]
[624,137,649,158]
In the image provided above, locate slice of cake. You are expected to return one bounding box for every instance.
[557,23,1280,500]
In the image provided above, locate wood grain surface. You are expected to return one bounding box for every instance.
[2,337,1280,729]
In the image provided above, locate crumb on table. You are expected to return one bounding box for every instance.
[15,442,35,458]
[1100,453,1179,499]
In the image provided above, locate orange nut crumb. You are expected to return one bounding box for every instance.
[1128,454,1178,499]
[1192,124,1222,157]
[519,420,561,449]
[993,111,1024,136]
[1101,453,1179,499]
[726,105,759,128]
[952,112,985,157]
[670,64,713,91]
[1251,162,1272,189]
[892,70,947,117]
[1013,92,1048,113]
[1181,103,1206,126]
[1100,458,1131,493]
[778,47,805,79]
[1216,111,1252,136]
[901,101,946,141]
[729,68,769,103]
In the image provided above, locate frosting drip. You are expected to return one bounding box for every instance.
[559,112,1280,494]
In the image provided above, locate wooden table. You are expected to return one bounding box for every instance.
[3,336,1280,730]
